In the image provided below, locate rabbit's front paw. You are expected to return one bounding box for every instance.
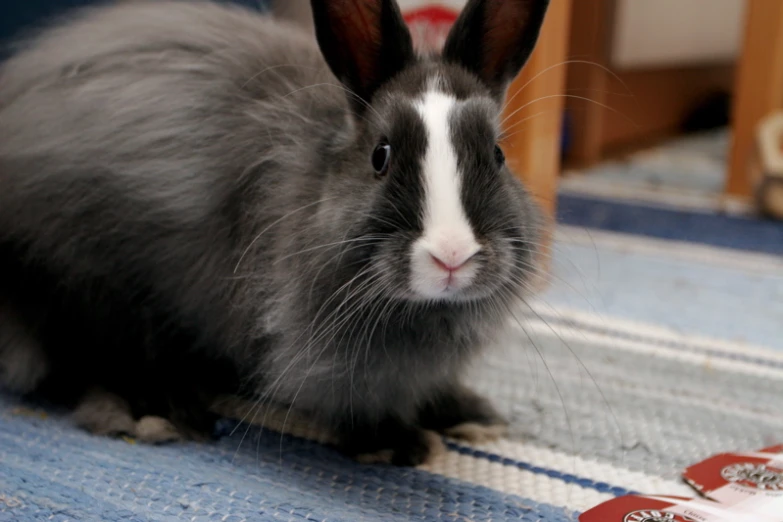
[338,420,445,466]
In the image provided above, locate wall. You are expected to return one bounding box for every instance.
[565,0,743,165]
[612,0,746,69]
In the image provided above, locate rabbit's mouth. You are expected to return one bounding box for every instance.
[408,237,482,300]
[397,241,521,305]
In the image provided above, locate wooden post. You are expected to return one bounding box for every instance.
[563,0,614,167]
[501,0,572,280]
[726,0,783,198]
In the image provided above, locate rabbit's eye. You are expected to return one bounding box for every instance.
[494,144,505,167]
[371,143,391,177]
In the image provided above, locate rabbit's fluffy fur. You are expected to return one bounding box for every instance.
[0,0,548,465]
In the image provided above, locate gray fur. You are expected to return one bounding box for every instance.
[0,0,546,464]
[0,306,48,394]
[72,387,183,443]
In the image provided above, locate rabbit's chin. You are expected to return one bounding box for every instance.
[404,270,519,305]
[389,282,522,309]
[403,286,510,305]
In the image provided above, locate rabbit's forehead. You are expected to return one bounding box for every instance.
[412,87,479,251]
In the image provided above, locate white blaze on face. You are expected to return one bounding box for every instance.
[410,89,481,299]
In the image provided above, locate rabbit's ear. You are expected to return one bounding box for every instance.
[310,0,414,111]
[442,0,550,99]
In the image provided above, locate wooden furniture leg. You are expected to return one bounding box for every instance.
[501,0,572,280]
[726,0,783,198]
[562,0,614,167]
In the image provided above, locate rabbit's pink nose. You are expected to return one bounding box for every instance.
[429,250,478,273]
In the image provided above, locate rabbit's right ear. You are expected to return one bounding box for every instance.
[310,0,415,112]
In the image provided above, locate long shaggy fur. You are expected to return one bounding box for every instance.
[0,0,547,465]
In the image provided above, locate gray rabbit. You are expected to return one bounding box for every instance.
[0,0,547,465]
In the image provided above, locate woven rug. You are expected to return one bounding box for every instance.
[559,129,733,215]
[2,220,782,521]
[558,129,783,255]
[6,2,782,521]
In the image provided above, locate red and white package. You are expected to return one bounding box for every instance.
[683,451,783,519]
[398,0,465,52]
[579,494,779,522]
[581,444,783,521]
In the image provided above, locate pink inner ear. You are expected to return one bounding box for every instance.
[331,0,384,85]
[482,0,534,79]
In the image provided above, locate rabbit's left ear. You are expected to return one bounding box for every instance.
[310,0,415,111]
[442,0,550,99]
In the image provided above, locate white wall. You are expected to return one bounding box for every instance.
[611,0,747,69]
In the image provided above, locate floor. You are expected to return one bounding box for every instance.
[556,131,783,259]
[542,226,783,350]
[552,128,783,350]
[2,130,783,521]
[560,129,735,213]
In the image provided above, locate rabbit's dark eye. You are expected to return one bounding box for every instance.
[494,144,505,167]
[372,143,391,177]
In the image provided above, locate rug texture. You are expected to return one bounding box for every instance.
[558,129,783,255]
[5,5,782,522]
[2,221,782,521]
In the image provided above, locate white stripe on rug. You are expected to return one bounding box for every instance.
[423,438,695,511]
[525,303,783,363]
[514,320,783,382]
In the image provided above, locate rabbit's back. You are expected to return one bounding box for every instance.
[0,0,553,464]
[0,1,330,105]
[0,1,342,363]
[0,1,342,272]
[0,1,342,173]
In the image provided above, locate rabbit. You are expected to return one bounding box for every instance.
[0,0,548,466]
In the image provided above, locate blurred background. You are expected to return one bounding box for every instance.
[2,3,782,520]
[0,0,775,222]
[1,0,781,314]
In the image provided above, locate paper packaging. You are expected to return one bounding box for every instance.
[682,451,783,519]
[578,494,779,522]
[579,444,783,521]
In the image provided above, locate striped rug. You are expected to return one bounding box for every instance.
[2,216,782,521]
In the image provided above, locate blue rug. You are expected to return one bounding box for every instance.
[4,223,783,520]
[557,193,783,256]
[1,407,576,521]
[3,12,783,522]
[558,127,783,255]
